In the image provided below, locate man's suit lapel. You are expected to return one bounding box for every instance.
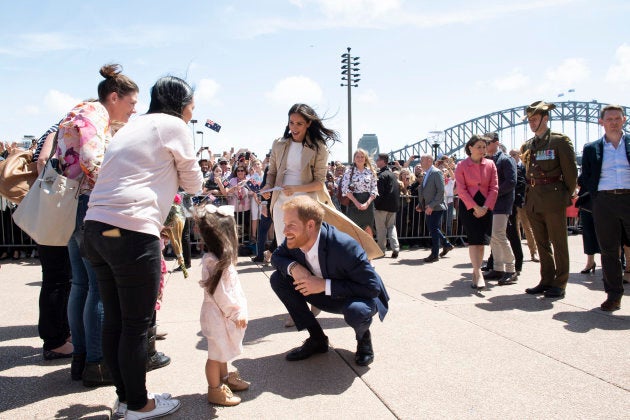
[317,226,329,279]
[625,133,630,165]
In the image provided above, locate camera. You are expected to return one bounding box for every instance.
[245,152,251,160]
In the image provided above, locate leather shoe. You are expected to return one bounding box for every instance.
[483,270,505,280]
[498,272,518,286]
[525,284,549,295]
[439,244,454,257]
[424,254,439,263]
[286,336,329,361]
[355,330,374,366]
[600,298,621,312]
[43,349,73,360]
[147,351,171,371]
[543,287,565,299]
[481,265,491,272]
[391,250,399,259]
[82,362,113,387]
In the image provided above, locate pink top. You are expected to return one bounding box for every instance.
[454,157,498,210]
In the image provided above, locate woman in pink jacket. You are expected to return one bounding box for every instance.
[455,135,498,290]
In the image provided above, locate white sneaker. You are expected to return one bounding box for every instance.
[125,396,180,420]
[114,393,175,419]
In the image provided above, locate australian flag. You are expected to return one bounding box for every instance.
[205,119,221,132]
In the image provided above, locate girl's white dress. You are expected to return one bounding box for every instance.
[199,253,248,362]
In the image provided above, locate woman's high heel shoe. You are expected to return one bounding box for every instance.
[580,262,596,274]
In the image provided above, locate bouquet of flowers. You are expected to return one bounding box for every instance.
[164,193,188,278]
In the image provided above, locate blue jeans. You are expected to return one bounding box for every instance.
[256,213,273,259]
[84,220,162,411]
[426,210,450,257]
[67,194,103,362]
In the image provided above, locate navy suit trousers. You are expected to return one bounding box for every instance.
[270,270,377,340]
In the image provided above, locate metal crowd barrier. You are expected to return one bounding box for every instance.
[0,195,468,251]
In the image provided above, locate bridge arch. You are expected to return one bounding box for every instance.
[389,101,630,162]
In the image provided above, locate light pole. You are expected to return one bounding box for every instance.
[190,119,197,149]
[429,131,443,161]
[196,131,204,150]
[341,47,360,163]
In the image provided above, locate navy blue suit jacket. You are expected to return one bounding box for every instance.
[579,133,630,197]
[272,222,389,321]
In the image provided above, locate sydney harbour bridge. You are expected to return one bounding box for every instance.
[387,100,630,163]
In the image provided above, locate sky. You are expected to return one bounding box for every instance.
[1,0,630,162]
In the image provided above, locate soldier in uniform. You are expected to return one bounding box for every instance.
[520,101,578,298]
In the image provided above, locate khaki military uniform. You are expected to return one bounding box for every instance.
[521,129,577,289]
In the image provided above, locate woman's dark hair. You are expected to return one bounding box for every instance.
[97,64,138,103]
[230,164,248,179]
[283,103,339,150]
[147,76,194,119]
[464,134,489,157]
[196,210,238,294]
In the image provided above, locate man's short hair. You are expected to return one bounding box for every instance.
[198,158,208,165]
[377,153,389,163]
[484,132,499,142]
[600,104,626,119]
[281,196,325,228]
[420,154,433,161]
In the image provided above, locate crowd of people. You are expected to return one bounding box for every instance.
[1,64,629,419]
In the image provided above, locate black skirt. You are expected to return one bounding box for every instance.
[458,191,492,245]
[346,191,375,230]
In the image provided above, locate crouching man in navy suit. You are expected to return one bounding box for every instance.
[270,195,389,366]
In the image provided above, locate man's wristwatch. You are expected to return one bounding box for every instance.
[287,261,298,277]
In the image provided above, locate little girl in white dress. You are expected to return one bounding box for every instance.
[196,204,249,406]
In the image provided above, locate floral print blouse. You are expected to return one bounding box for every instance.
[57,101,110,194]
[341,166,378,197]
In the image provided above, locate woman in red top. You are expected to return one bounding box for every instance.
[454,135,498,290]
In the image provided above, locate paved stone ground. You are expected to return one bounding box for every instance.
[0,234,628,419]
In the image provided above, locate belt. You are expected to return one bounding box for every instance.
[528,175,562,186]
[600,189,630,195]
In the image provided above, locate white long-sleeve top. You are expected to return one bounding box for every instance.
[86,113,203,237]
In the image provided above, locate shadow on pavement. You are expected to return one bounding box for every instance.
[552,309,630,332]
[54,403,110,419]
[0,359,97,413]
[0,324,38,343]
[475,295,555,312]
[233,351,355,401]
[421,276,493,301]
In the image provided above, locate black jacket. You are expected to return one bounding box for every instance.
[374,166,400,212]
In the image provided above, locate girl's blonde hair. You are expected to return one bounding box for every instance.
[195,208,238,294]
[353,148,376,176]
